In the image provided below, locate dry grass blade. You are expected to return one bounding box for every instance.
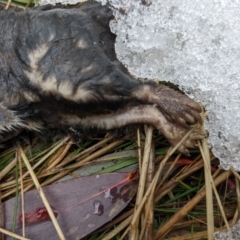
[25,0,32,8]
[0,157,17,181]
[140,141,155,240]
[137,128,142,173]
[100,209,134,233]
[130,126,153,240]
[5,0,11,9]
[164,230,208,240]
[71,139,125,169]
[102,215,133,240]
[229,173,240,226]
[1,137,70,200]
[153,170,231,239]
[198,142,230,230]
[46,139,73,170]
[201,134,214,239]
[154,156,209,201]
[157,153,181,189]
[231,168,240,182]
[0,192,3,240]
[0,227,30,240]
[41,138,125,187]
[131,128,195,229]
[17,144,25,237]
[18,144,66,240]
[236,175,240,216]
[56,136,114,168]
[230,207,239,227]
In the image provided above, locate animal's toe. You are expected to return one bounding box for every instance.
[189,128,206,141]
[178,117,190,128]
[186,99,202,113]
[177,145,190,156]
[189,107,203,124]
[170,106,202,128]
[177,128,207,154]
[183,113,196,125]
[163,122,206,155]
[184,139,198,149]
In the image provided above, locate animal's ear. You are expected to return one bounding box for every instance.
[0,103,21,133]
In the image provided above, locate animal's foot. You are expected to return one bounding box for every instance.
[134,82,202,128]
[165,125,206,155]
[153,85,202,127]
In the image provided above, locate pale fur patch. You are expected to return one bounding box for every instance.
[22,91,41,103]
[24,44,97,103]
[74,87,98,102]
[28,44,49,70]
[80,65,94,74]
[76,39,89,49]
[0,102,42,134]
[0,121,42,134]
[133,84,152,102]
[58,81,73,98]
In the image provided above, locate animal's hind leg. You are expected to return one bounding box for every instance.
[73,105,205,154]
[64,71,202,130]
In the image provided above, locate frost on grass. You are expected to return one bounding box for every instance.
[38,0,240,171]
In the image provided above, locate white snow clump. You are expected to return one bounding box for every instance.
[97,0,240,171]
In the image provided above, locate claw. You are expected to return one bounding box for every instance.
[184,113,196,125]
[185,139,198,148]
[190,109,203,124]
[178,117,190,128]
[177,145,190,156]
[189,129,207,140]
